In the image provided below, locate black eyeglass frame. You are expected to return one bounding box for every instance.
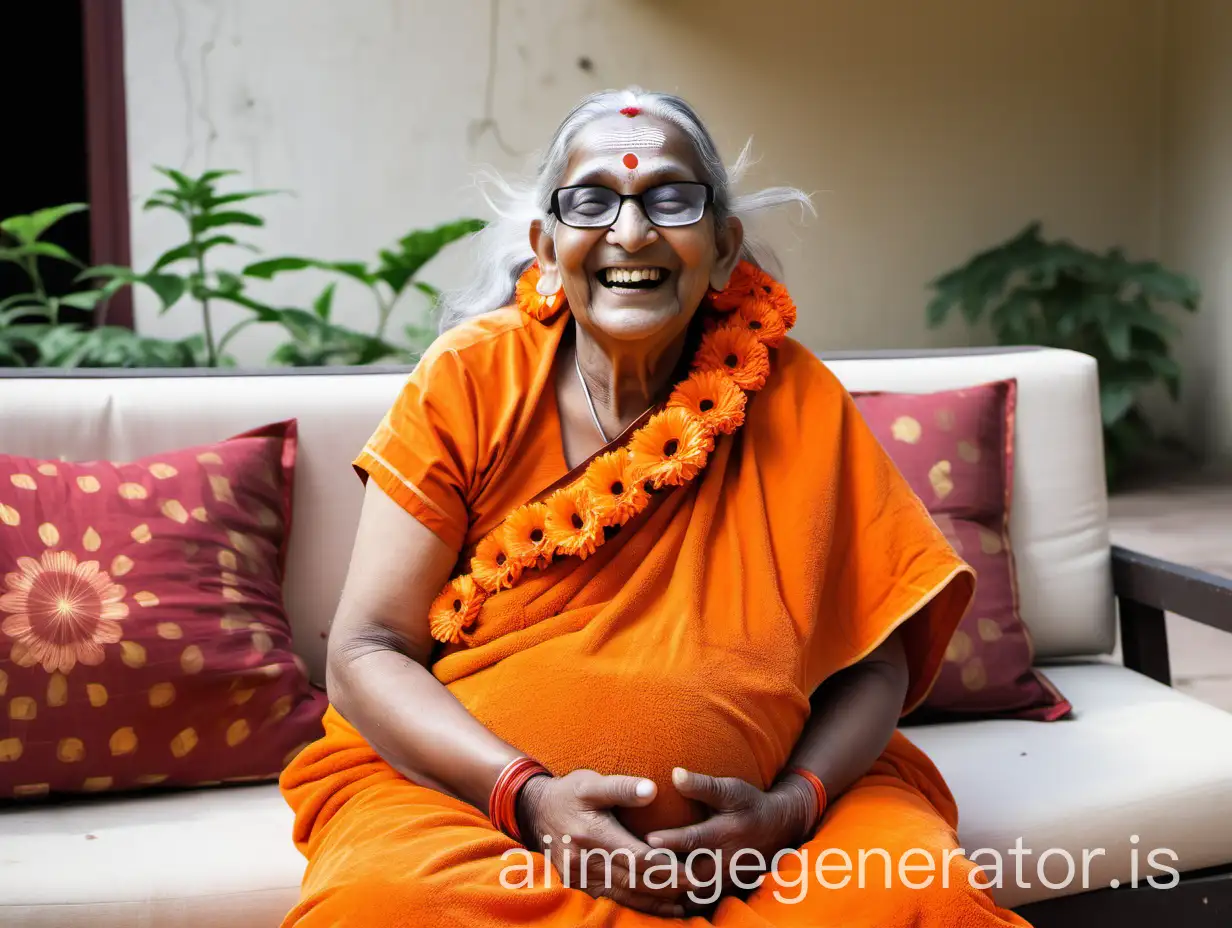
[547,181,716,229]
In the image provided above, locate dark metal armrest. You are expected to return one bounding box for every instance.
[1111,544,1232,686]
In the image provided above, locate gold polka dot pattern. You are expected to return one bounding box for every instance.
[226,719,251,747]
[180,645,205,674]
[170,728,198,758]
[0,425,325,798]
[109,727,137,756]
[160,500,189,524]
[57,738,85,763]
[851,380,1071,721]
[890,416,922,444]
[47,673,68,707]
[149,682,176,708]
[120,641,147,668]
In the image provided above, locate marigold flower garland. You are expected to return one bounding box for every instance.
[427,259,796,644]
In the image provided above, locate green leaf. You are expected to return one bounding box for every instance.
[414,281,441,303]
[241,256,315,278]
[242,256,373,284]
[199,169,240,185]
[988,290,1038,344]
[376,218,486,296]
[155,166,199,193]
[76,264,135,283]
[140,273,188,310]
[203,190,282,209]
[1124,297,1181,341]
[924,292,952,328]
[213,270,245,295]
[1148,353,1183,401]
[0,293,40,313]
[191,210,265,234]
[1126,260,1202,310]
[0,305,47,325]
[59,291,107,310]
[149,242,198,271]
[1100,382,1137,426]
[1104,313,1132,361]
[143,196,181,212]
[150,235,239,271]
[0,203,88,244]
[313,282,337,320]
[0,241,81,264]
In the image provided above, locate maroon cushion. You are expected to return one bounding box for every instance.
[852,380,1071,722]
[0,420,327,799]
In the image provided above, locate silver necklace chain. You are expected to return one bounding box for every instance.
[575,347,610,443]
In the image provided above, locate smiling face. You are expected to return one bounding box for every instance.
[530,114,743,345]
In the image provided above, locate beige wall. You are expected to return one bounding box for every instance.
[1161,0,1232,465]
[123,1,1171,397]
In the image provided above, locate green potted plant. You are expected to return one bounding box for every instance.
[2,167,485,370]
[925,221,1200,487]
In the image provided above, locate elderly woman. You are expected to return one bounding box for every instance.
[279,88,1032,927]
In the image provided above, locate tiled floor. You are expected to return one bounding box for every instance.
[1107,475,1232,713]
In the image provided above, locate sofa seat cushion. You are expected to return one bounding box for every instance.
[907,662,1232,908]
[0,783,302,927]
[4,664,1230,921]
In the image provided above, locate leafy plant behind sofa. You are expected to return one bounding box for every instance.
[242,216,486,366]
[0,204,200,367]
[925,222,1200,487]
[0,168,484,369]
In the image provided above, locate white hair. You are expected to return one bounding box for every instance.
[436,86,816,332]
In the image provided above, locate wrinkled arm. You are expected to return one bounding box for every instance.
[324,480,524,811]
[773,627,910,836]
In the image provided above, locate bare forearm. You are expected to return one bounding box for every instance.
[327,631,524,812]
[775,635,909,824]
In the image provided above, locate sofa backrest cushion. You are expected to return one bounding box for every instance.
[0,346,1113,681]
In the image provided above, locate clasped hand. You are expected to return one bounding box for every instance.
[518,767,814,916]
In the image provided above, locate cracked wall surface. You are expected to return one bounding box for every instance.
[122,0,1169,416]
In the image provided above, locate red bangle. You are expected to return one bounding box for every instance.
[489,757,550,843]
[785,766,827,833]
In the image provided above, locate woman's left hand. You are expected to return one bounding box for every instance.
[642,767,815,901]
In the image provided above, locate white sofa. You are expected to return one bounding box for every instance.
[2,347,1231,927]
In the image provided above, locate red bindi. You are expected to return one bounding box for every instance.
[620,106,641,117]
[622,153,639,169]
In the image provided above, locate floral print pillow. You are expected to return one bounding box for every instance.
[0,420,327,799]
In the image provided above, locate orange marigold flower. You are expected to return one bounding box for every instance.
[709,261,772,312]
[764,284,797,328]
[668,369,747,435]
[470,526,523,592]
[581,449,650,527]
[692,324,772,391]
[428,574,485,644]
[733,296,787,347]
[515,263,565,321]
[628,407,715,490]
[543,485,604,559]
[504,502,552,569]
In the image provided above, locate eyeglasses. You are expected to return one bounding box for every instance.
[549,182,714,229]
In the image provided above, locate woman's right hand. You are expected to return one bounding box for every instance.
[518,769,693,917]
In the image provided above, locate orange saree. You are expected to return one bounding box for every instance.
[279,285,1032,926]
